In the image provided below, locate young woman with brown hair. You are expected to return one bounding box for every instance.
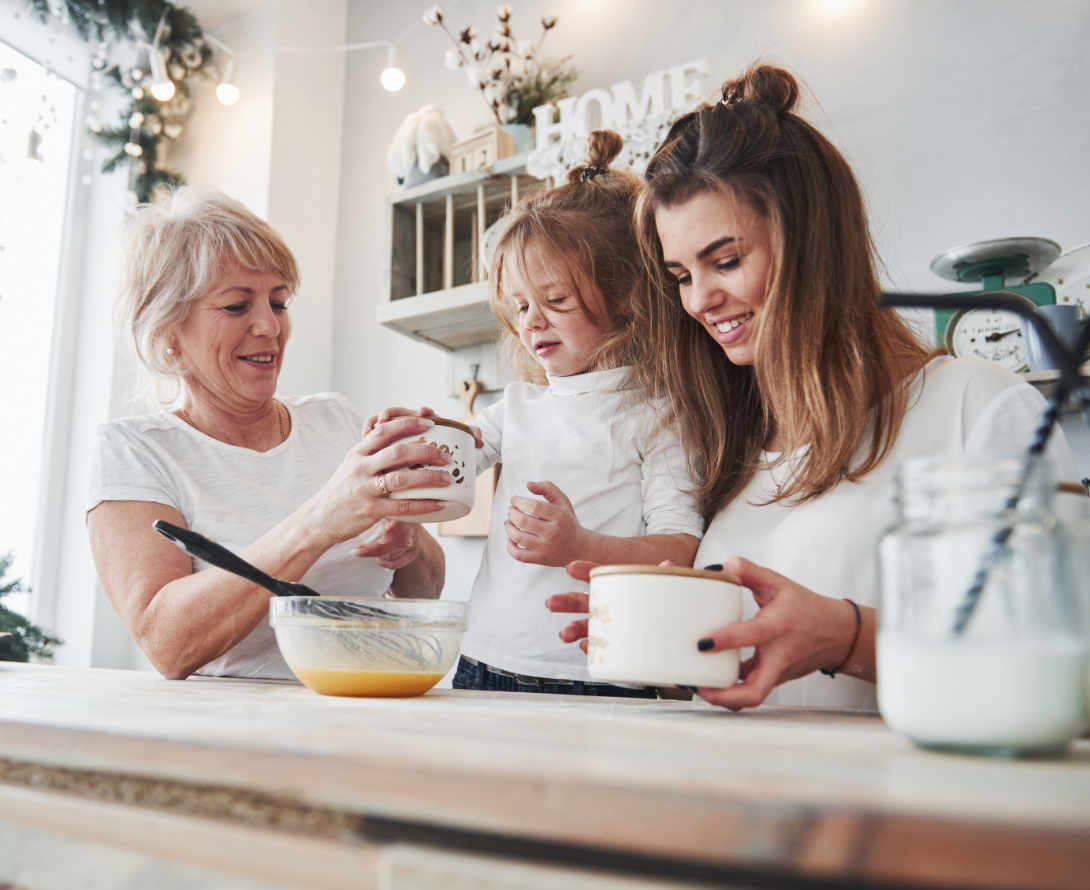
[453,131,704,697]
[549,65,1077,710]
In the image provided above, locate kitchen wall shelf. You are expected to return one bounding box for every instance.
[381,152,548,352]
[376,281,496,351]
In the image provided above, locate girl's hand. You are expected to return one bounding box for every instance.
[506,481,588,566]
[304,414,452,546]
[695,557,861,711]
[353,519,422,570]
[363,405,436,436]
[365,406,485,448]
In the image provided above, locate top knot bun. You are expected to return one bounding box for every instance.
[566,130,624,184]
[720,65,799,114]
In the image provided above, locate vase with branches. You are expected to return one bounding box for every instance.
[423,4,576,127]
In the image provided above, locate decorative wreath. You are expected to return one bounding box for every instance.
[26,0,219,202]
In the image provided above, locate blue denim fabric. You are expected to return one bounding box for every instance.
[452,655,658,698]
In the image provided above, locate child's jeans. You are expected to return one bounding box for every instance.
[452,655,691,700]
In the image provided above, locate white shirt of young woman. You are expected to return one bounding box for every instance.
[462,366,705,681]
[695,356,1079,711]
[87,392,392,679]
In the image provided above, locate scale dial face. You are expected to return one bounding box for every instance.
[945,308,1029,372]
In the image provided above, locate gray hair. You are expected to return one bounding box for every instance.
[118,188,300,378]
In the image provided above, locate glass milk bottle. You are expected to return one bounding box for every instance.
[878,456,1088,756]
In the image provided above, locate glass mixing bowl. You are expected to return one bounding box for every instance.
[270,597,468,697]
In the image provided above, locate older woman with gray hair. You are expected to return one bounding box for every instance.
[86,188,450,680]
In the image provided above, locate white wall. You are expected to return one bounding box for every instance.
[170,4,277,219]
[170,0,347,399]
[333,0,1090,598]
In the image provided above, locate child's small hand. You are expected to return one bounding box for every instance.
[363,406,436,436]
[352,519,423,570]
[505,481,588,567]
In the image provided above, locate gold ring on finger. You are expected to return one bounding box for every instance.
[375,473,390,497]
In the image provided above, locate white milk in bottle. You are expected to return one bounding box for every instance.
[878,457,1088,755]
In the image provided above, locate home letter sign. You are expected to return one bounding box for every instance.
[531,59,708,150]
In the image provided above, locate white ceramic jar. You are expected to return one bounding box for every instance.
[389,417,477,523]
[587,565,744,688]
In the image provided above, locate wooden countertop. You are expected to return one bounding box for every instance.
[1,663,1088,888]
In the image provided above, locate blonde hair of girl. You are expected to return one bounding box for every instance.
[488,130,645,383]
[633,64,935,515]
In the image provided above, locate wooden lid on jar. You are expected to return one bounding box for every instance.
[589,564,742,585]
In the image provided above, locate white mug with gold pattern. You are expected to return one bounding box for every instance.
[388,417,476,523]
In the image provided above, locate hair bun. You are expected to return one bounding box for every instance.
[720,65,799,114]
[566,129,624,184]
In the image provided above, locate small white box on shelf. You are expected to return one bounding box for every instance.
[450,124,514,174]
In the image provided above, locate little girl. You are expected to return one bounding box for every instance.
[453,131,704,697]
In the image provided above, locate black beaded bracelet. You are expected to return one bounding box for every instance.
[820,598,862,678]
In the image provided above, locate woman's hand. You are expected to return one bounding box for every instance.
[363,405,435,435]
[545,559,596,650]
[506,481,588,566]
[304,414,453,547]
[548,557,871,710]
[694,557,866,710]
[354,519,422,570]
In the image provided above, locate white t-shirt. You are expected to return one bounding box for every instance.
[87,392,393,679]
[695,356,1079,711]
[462,366,705,681]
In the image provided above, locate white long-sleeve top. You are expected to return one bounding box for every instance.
[462,366,705,681]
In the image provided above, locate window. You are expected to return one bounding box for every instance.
[0,39,78,615]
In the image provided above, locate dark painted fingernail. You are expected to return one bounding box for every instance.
[702,563,722,572]
[697,638,714,652]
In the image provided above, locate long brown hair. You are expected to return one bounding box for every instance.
[633,65,934,515]
[489,130,644,383]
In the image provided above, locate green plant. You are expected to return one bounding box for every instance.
[504,55,578,126]
[0,552,61,662]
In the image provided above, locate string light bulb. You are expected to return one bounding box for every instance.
[150,73,175,102]
[205,34,240,106]
[216,59,240,105]
[148,14,175,102]
[216,80,240,105]
[380,45,405,92]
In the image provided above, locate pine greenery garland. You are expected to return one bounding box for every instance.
[0,552,61,662]
[26,0,217,202]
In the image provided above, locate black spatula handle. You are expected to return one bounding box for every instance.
[152,520,318,598]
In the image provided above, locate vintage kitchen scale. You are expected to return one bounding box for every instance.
[884,239,1090,639]
[929,236,1062,372]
